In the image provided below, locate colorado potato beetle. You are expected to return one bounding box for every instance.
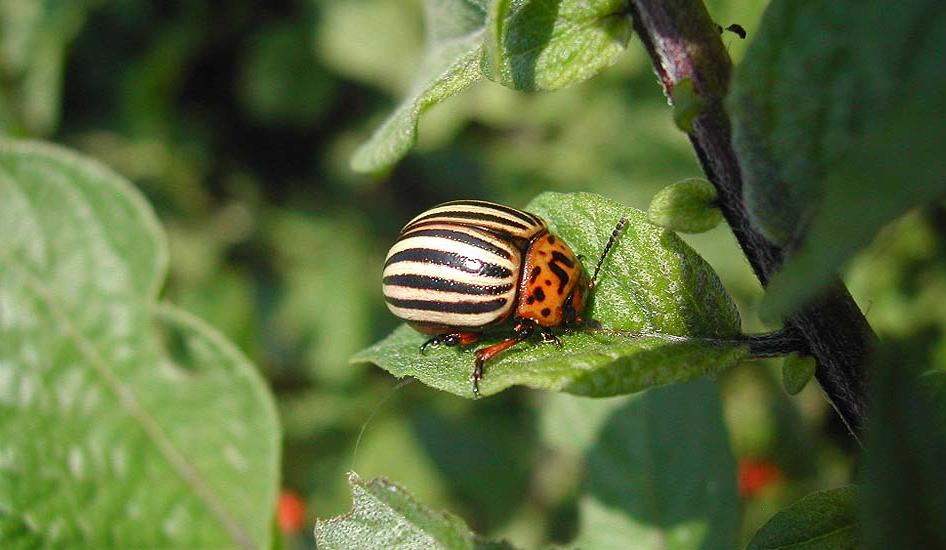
[382,200,626,397]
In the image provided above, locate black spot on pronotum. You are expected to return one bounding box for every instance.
[541,308,551,317]
[547,235,556,244]
[544,279,552,286]
[548,251,573,293]
[550,251,574,268]
[534,287,546,302]
[530,266,541,283]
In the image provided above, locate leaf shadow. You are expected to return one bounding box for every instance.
[580,379,738,548]
[504,0,560,91]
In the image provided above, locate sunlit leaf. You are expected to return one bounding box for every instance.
[0,140,279,548]
[353,192,746,398]
[747,486,858,550]
[482,0,631,91]
[576,380,739,549]
[350,0,489,173]
[314,472,515,549]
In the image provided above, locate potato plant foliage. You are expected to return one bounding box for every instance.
[0,0,943,549]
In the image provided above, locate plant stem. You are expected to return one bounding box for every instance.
[627,0,876,435]
[745,330,807,358]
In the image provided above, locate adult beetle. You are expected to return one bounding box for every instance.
[382,200,626,397]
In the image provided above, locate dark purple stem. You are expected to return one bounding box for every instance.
[628,0,875,435]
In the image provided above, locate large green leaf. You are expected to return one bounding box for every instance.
[0,140,279,548]
[729,0,946,314]
[747,486,859,550]
[350,0,489,173]
[352,192,746,398]
[314,472,514,549]
[862,341,946,549]
[575,379,739,549]
[482,0,632,91]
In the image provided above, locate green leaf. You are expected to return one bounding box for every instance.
[350,0,488,174]
[0,0,94,136]
[781,353,816,396]
[238,22,335,127]
[729,0,946,314]
[747,486,859,550]
[0,140,279,548]
[647,178,722,234]
[671,79,706,134]
[353,192,746,398]
[314,472,515,549]
[575,379,739,549]
[862,340,946,549]
[482,0,632,91]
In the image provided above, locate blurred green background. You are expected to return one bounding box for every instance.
[4,0,944,547]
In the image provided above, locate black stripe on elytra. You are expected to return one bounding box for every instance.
[401,221,531,251]
[548,252,572,294]
[439,200,543,227]
[385,296,508,314]
[385,248,513,278]
[384,274,513,296]
[399,228,512,260]
[405,210,530,232]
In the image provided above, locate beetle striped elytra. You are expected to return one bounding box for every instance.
[382,199,627,397]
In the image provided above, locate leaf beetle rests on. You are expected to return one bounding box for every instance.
[382,200,627,397]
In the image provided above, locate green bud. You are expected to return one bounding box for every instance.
[782,353,817,395]
[648,178,723,234]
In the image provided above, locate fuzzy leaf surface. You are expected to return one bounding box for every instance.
[747,486,859,550]
[0,140,279,548]
[314,472,514,550]
[351,0,488,173]
[353,192,745,398]
[483,0,631,91]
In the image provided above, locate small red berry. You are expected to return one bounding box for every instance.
[738,459,783,497]
[277,489,307,533]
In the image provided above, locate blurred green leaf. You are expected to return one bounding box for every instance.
[314,472,515,549]
[670,79,705,134]
[781,353,816,396]
[482,0,631,91]
[747,486,858,550]
[350,0,489,173]
[576,379,739,549]
[353,192,746,398]
[0,0,96,136]
[239,22,335,127]
[0,140,279,548]
[862,341,946,549]
[729,0,946,313]
[648,178,722,234]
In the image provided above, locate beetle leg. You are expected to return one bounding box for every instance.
[471,321,534,398]
[420,331,480,353]
[539,327,563,347]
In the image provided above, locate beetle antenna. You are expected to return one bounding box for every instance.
[591,216,628,289]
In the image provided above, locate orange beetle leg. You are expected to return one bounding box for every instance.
[471,321,534,398]
[420,331,481,353]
